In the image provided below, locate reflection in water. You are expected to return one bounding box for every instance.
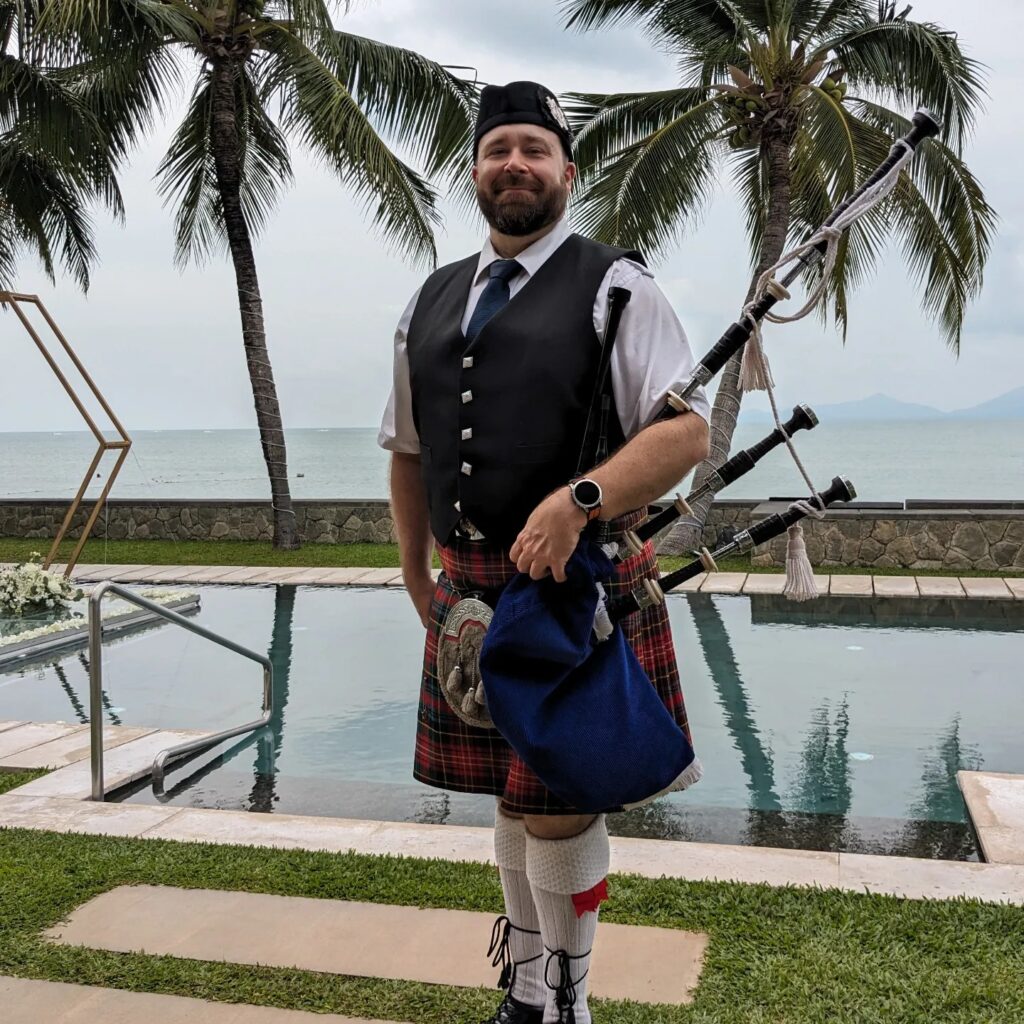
[687,593,782,811]
[79,651,123,726]
[53,661,87,724]
[248,585,295,813]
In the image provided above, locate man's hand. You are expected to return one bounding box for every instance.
[404,571,435,628]
[509,486,587,582]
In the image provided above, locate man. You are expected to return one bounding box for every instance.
[378,81,710,1024]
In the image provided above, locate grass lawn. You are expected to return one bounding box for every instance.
[0,815,1021,1023]
[2,536,1019,578]
[0,768,48,795]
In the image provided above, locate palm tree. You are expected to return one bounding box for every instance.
[38,1,475,548]
[0,3,122,289]
[561,0,995,552]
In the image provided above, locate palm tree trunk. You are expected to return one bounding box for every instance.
[209,57,299,549]
[658,131,794,555]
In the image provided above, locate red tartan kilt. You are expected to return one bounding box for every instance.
[413,509,693,816]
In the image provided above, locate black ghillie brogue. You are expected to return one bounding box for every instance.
[480,992,544,1024]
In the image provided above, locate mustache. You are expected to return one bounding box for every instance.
[491,175,540,193]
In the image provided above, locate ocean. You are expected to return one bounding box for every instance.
[1,420,1022,503]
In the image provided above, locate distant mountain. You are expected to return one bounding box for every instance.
[740,387,1024,423]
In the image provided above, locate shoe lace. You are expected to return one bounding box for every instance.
[545,948,590,1024]
[488,914,542,992]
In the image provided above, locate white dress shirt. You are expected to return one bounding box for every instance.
[377,217,709,455]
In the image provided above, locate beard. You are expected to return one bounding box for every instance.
[476,174,568,236]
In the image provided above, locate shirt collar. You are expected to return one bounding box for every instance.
[474,216,571,285]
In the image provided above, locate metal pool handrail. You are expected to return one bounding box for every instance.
[88,581,273,801]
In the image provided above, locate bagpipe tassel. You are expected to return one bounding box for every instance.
[462,687,479,715]
[592,581,614,642]
[739,327,774,393]
[783,521,818,602]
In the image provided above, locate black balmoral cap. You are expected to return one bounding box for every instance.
[474,81,573,160]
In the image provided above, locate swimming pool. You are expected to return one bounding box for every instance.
[2,583,1020,859]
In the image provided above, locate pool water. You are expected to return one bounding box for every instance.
[2,583,1020,859]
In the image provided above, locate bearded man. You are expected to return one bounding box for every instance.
[378,81,710,1024]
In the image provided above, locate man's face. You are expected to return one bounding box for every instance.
[473,125,575,236]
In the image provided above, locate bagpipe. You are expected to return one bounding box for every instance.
[474,110,942,812]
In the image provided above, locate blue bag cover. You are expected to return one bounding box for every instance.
[479,539,696,812]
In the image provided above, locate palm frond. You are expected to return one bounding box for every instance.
[259,21,439,268]
[571,95,723,258]
[817,13,987,151]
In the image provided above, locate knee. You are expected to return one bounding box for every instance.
[523,813,596,840]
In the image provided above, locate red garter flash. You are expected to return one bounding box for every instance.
[571,879,609,917]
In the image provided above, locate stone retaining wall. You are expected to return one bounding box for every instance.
[2,497,1023,571]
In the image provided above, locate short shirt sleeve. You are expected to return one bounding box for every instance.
[377,286,422,454]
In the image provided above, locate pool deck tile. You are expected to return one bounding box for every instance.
[10,729,215,799]
[0,721,26,734]
[827,574,874,596]
[915,576,966,598]
[741,574,786,594]
[0,722,88,760]
[67,563,106,580]
[1005,578,1024,599]
[670,572,707,592]
[837,851,1024,904]
[872,575,920,597]
[0,725,157,771]
[958,771,1024,865]
[0,793,186,837]
[699,572,747,594]
[0,976,399,1024]
[960,577,1014,600]
[203,565,274,583]
[129,565,217,583]
[41,885,707,1005]
[301,567,378,585]
[76,564,152,582]
[100,565,166,583]
[349,568,404,586]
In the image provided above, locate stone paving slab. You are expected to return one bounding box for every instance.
[127,565,212,583]
[101,565,165,583]
[43,885,708,1005]
[958,771,1024,865]
[206,566,276,583]
[0,725,156,771]
[0,793,186,837]
[0,976,400,1024]
[827,574,873,596]
[11,729,214,799]
[872,576,920,597]
[349,568,404,586]
[307,567,381,585]
[915,576,965,598]
[699,572,747,594]
[0,722,87,759]
[0,720,26,733]
[960,577,1014,600]
[1006,578,1024,599]
[77,564,151,582]
[972,827,1024,865]
[669,572,707,592]
[741,574,786,594]
[837,852,1024,904]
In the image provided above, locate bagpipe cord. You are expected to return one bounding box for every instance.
[488,914,542,992]
[545,948,590,1023]
[736,140,916,600]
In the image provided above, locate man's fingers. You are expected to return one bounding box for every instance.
[509,538,522,563]
[551,562,567,583]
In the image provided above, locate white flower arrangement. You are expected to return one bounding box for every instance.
[0,553,83,616]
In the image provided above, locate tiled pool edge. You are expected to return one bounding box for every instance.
[31,563,1024,598]
[2,727,1024,907]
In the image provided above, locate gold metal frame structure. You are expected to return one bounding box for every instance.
[1,292,132,577]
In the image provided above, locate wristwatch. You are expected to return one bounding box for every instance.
[569,477,603,522]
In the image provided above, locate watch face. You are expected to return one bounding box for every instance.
[573,479,601,507]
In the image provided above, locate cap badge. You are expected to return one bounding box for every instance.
[545,94,570,133]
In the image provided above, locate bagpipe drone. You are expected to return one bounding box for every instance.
[474,110,942,811]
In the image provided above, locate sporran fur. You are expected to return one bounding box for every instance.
[436,596,496,729]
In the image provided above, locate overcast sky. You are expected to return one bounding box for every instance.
[3,0,1022,432]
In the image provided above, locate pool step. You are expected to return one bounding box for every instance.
[958,771,1024,864]
[0,976,401,1024]
[42,884,709,1006]
[0,723,155,771]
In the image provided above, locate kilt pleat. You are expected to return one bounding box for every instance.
[413,509,694,816]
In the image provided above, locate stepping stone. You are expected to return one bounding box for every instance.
[0,723,87,761]
[915,576,965,598]
[0,976,398,1024]
[960,578,1014,600]
[1006,578,1024,599]
[43,885,709,1006]
[827,575,873,596]
[699,572,747,594]
[0,725,156,771]
[741,574,785,595]
[872,576,919,597]
[958,771,1024,865]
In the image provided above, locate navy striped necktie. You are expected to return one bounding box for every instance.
[465,259,522,341]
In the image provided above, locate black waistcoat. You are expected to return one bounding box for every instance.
[407,233,641,547]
